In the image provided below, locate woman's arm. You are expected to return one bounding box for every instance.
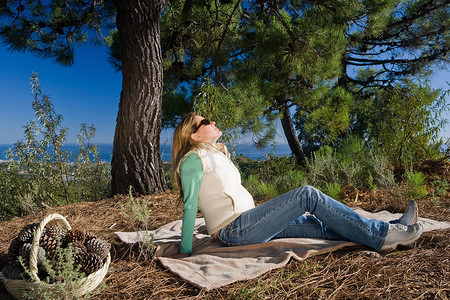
[179,153,203,253]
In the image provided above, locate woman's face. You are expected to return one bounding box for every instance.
[191,115,222,144]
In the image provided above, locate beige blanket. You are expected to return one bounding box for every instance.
[115,208,450,291]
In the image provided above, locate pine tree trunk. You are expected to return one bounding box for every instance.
[280,105,306,165]
[111,0,167,195]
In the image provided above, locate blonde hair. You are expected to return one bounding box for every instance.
[172,113,201,198]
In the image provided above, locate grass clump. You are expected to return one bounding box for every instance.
[405,170,427,200]
[119,187,156,260]
[324,183,342,201]
[245,174,278,200]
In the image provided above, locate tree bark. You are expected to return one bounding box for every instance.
[280,105,306,165]
[111,0,167,195]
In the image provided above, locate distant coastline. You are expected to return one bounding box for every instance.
[0,143,292,163]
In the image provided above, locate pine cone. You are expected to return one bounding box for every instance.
[39,234,59,258]
[69,242,88,265]
[46,225,66,241]
[85,238,111,260]
[70,242,87,254]
[80,253,103,274]
[2,264,23,280]
[65,228,85,244]
[19,243,32,262]
[17,223,39,243]
[7,238,23,266]
[18,243,46,266]
[84,231,96,243]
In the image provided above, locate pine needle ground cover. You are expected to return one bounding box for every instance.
[0,162,449,299]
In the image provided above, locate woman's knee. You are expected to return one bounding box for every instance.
[293,185,320,211]
[296,185,323,202]
[297,185,318,194]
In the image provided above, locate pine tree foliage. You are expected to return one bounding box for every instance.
[157,0,359,151]
[363,82,448,165]
[155,0,448,164]
[344,0,449,89]
[0,0,115,65]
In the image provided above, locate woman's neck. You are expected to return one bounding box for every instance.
[200,141,219,148]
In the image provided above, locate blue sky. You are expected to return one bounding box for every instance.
[0,43,449,146]
[0,43,122,144]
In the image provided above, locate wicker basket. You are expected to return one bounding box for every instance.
[1,213,110,299]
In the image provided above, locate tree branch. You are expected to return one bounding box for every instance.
[347,49,447,66]
[210,0,242,72]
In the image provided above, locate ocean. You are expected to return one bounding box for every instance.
[0,143,292,163]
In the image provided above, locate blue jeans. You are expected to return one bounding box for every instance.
[216,186,389,250]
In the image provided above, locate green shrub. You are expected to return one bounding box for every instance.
[237,135,405,205]
[0,73,110,221]
[306,136,397,192]
[405,170,427,200]
[245,174,278,200]
[367,83,448,168]
[257,181,278,200]
[0,165,29,220]
[240,138,401,202]
[21,246,90,300]
[6,72,73,204]
[240,155,306,201]
[72,123,111,202]
[432,178,448,197]
[119,187,156,260]
[366,152,397,190]
[119,187,153,229]
[306,146,340,188]
[275,169,306,195]
[324,183,342,201]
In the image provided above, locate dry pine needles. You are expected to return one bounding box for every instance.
[0,176,449,299]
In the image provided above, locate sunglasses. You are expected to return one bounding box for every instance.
[193,118,211,132]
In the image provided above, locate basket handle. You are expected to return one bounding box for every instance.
[29,213,72,283]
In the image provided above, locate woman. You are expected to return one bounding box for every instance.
[172,113,423,254]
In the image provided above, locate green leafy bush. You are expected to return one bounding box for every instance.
[0,73,110,221]
[366,83,448,168]
[239,155,306,201]
[306,146,340,189]
[275,169,306,195]
[306,136,397,192]
[239,138,400,202]
[0,165,29,220]
[72,124,111,202]
[245,174,278,200]
[365,152,397,190]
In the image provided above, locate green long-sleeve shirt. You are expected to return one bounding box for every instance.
[179,153,203,253]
